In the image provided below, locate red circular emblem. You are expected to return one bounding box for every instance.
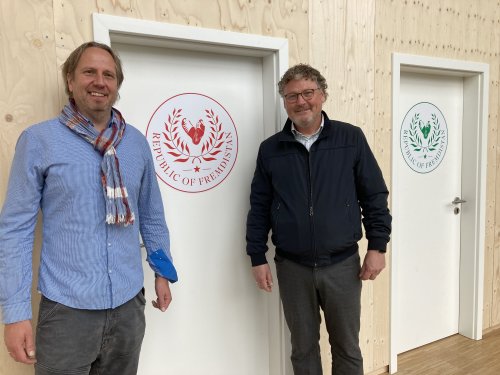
[146,93,239,193]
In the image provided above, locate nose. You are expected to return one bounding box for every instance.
[94,73,105,86]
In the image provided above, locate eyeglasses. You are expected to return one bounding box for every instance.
[283,88,321,103]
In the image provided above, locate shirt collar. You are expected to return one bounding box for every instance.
[291,115,324,138]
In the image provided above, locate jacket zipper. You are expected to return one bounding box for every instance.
[306,149,317,267]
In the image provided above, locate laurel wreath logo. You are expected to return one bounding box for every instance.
[408,112,443,159]
[162,108,227,164]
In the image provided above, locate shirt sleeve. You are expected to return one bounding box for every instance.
[137,139,178,283]
[0,131,44,323]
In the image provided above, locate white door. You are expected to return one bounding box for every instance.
[396,72,463,353]
[114,42,276,375]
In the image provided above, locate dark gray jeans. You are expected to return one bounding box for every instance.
[34,290,146,375]
[275,253,363,375]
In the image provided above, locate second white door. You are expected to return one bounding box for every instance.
[396,72,463,353]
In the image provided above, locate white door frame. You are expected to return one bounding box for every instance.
[92,13,290,375]
[390,53,489,373]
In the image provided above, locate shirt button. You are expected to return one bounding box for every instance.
[108,243,111,247]
[108,270,112,274]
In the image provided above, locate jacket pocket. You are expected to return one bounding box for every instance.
[271,201,310,254]
[270,201,281,245]
[345,200,362,240]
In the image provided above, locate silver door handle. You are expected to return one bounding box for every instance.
[452,197,466,205]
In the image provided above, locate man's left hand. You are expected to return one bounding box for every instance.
[152,276,172,312]
[359,251,386,281]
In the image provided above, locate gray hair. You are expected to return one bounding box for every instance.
[278,63,328,99]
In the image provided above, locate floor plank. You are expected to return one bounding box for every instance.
[386,328,500,374]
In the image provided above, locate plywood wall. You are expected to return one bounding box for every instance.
[0,1,499,374]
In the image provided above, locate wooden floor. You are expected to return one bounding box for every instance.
[385,328,500,374]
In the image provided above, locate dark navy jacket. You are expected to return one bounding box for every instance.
[246,111,391,267]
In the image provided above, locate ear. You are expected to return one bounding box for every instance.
[67,73,74,94]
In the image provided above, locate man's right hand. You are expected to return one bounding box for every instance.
[4,320,36,364]
[252,264,274,292]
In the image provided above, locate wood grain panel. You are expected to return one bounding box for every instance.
[53,0,308,66]
[0,0,59,198]
[0,1,58,374]
[489,1,500,330]
[310,0,376,137]
[483,0,500,329]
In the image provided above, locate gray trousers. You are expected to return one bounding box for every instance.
[34,290,146,375]
[275,253,363,375]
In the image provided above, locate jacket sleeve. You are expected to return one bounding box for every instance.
[0,131,44,323]
[353,128,392,251]
[246,147,273,266]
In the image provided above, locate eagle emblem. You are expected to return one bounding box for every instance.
[182,118,206,145]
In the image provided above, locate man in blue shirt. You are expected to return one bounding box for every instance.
[0,42,177,374]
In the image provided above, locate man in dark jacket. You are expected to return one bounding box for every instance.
[246,64,391,375]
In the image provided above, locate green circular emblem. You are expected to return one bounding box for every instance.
[400,102,448,174]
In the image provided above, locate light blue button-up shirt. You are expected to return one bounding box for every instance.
[291,116,324,151]
[0,115,177,324]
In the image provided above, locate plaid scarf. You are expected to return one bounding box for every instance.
[59,100,135,226]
